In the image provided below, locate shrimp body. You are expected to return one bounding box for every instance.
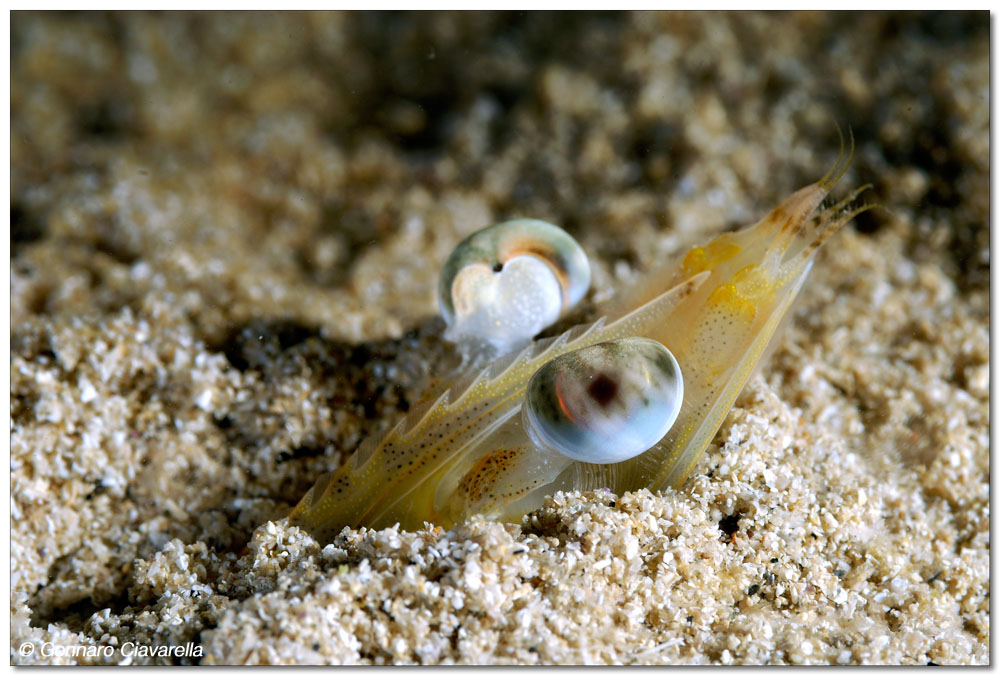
[291,149,869,539]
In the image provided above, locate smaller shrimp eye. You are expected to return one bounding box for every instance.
[523,337,684,464]
[439,219,591,356]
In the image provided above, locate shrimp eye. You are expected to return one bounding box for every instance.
[523,337,684,464]
[438,219,591,355]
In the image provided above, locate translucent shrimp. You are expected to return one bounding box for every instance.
[290,135,872,539]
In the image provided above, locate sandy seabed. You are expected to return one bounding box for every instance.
[10,12,988,664]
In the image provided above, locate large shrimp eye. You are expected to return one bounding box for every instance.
[438,219,591,354]
[523,337,683,464]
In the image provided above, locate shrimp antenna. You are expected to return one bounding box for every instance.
[802,200,878,257]
[818,123,855,190]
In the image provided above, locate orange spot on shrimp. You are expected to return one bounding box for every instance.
[682,240,742,275]
[458,447,524,503]
[708,283,757,321]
